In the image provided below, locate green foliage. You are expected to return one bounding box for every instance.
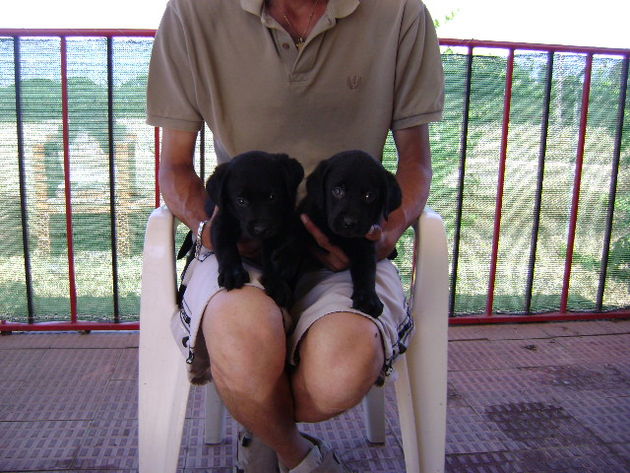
[0,75,147,124]
[433,9,459,30]
[3,78,61,122]
[116,74,149,118]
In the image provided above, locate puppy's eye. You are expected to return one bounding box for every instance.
[362,191,376,203]
[332,186,346,199]
[267,193,276,201]
[236,197,249,207]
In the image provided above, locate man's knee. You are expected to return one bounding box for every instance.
[293,313,384,422]
[202,286,286,394]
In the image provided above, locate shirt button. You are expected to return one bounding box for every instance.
[282,43,291,49]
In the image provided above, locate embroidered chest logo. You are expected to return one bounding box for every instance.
[347,75,362,90]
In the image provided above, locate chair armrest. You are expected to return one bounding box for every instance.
[139,205,181,346]
[409,205,449,371]
[140,206,179,308]
[408,206,449,393]
[411,207,449,325]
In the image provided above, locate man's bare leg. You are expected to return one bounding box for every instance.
[292,312,384,423]
[201,286,311,468]
[202,292,384,469]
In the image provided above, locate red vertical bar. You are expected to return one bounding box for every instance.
[60,37,78,322]
[154,127,161,208]
[560,54,593,313]
[486,49,515,315]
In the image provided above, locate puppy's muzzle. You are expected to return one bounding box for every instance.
[248,221,277,238]
[332,214,367,238]
[342,215,358,230]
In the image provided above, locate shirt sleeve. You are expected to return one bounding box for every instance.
[391,0,445,130]
[146,0,204,132]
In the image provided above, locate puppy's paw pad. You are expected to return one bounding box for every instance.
[352,291,384,318]
[218,267,250,290]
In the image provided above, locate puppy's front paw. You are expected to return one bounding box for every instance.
[261,275,293,308]
[218,265,250,290]
[352,290,384,318]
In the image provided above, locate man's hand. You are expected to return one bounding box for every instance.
[300,214,394,271]
[300,214,350,271]
[371,225,398,262]
[200,205,218,251]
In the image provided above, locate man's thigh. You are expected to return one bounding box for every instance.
[296,311,384,381]
[287,259,412,383]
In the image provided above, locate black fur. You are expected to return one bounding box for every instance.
[299,150,402,317]
[206,150,304,308]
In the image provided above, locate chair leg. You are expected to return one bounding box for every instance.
[403,333,447,473]
[393,356,421,473]
[138,325,191,473]
[205,382,226,444]
[362,384,386,444]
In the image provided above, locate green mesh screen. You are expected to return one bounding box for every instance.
[0,36,628,324]
[0,36,157,322]
[427,49,630,316]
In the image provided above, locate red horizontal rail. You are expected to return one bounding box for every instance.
[0,28,155,37]
[439,38,630,57]
[1,30,628,56]
[450,310,630,325]
[1,321,139,332]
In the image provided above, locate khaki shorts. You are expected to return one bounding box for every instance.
[172,246,415,384]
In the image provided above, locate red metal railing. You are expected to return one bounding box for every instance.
[440,39,629,324]
[0,30,628,331]
[485,48,514,316]
[0,29,157,332]
[560,54,593,314]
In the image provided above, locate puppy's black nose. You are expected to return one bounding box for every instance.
[252,223,270,236]
[342,216,358,229]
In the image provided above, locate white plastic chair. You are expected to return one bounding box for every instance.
[138,205,449,473]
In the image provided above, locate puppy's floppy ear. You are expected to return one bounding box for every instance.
[305,159,330,212]
[273,153,304,199]
[205,162,231,208]
[381,170,402,220]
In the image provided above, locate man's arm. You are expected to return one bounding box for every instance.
[158,127,214,249]
[376,123,433,260]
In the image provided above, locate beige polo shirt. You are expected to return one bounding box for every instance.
[146,0,444,175]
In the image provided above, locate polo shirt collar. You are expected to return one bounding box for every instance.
[240,0,360,19]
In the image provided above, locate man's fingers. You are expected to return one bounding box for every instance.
[365,224,383,242]
[300,214,328,246]
[312,245,349,271]
[301,214,350,270]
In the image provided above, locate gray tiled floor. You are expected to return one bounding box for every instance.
[1,320,629,472]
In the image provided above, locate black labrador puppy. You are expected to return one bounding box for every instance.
[206,150,304,308]
[299,150,402,317]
